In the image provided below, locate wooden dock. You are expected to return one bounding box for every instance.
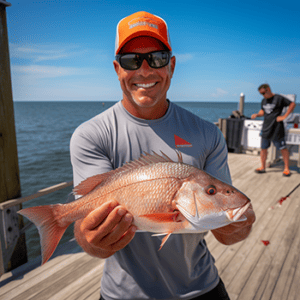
[0,153,299,300]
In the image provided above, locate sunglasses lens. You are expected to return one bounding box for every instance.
[148,52,170,68]
[119,54,141,70]
[117,51,170,70]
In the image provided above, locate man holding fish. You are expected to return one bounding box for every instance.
[70,11,255,300]
[20,11,255,300]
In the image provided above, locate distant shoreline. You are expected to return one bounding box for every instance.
[13,100,267,104]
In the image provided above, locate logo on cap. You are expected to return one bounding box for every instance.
[128,17,158,29]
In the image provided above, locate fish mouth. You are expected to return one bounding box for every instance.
[226,202,251,222]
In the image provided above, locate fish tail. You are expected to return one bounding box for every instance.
[18,204,69,265]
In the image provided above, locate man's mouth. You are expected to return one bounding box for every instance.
[135,82,157,88]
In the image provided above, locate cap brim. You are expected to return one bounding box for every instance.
[116,30,171,54]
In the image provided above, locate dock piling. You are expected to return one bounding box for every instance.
[239,93,245,116]
[0,0,28,273]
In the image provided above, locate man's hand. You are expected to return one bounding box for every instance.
[276,115,285,122]
[74,200,137,258]
[211,204,256,245]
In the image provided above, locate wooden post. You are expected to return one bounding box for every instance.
[0,0,28,273]
[239,93,245,116]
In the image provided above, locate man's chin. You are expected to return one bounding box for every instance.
[131,96,160,108]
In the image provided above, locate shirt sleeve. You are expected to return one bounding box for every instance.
[281,95,292,107]
[70,124,113,188]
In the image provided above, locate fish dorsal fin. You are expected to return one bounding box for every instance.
[155,150,183,163]
[73,173,111,196]
[122,150,183,170]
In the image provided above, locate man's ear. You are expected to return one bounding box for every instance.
[113,60,120,78]
[170,56,176,78]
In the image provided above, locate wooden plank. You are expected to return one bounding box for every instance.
[19,256,102,300]
[269,206,300,300]
[56,261,104,300]
[252,194,300,300]
[0,181,73,210]
[231,191,300,299]
[0,252,86,298]
[0,240,84,296]
[287,241,300,300]
[0,1,12,7]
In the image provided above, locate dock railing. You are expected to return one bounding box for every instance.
[0,181,73,275]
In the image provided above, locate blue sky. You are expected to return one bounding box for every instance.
[6,0,300,102]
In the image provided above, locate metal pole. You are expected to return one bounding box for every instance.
[239,93,245,116]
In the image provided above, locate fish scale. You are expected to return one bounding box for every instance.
[111,178,182,215]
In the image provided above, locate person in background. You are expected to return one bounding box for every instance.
[251,83,296,176]
[70,11,255,300]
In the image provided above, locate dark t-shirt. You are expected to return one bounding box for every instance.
[261,94,291,140]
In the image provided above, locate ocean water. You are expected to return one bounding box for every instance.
[12,100,299,261]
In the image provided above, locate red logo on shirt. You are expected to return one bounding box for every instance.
[174,135,192,148]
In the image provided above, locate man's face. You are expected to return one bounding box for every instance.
[113,36,175,119]
[259,87,272,99]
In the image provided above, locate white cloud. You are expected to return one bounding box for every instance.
[9,43,85,62]
[174,53,194,63]
[211,88,229,98]
[11,64,95,79]
[9,42,108,63]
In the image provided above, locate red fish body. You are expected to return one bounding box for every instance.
[19,151,250,264]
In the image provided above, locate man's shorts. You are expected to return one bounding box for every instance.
[261,137,287,150]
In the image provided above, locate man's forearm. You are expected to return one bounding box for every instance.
[283,102,296,118]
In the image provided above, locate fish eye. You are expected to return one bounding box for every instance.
[206,185,217,195]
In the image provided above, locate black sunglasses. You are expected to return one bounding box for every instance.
[115,51,172,70]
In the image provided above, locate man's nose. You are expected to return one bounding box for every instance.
[137,58,153,75]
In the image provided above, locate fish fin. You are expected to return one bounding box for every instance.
[139,212,180,223]
[151,151,174,162]
[73,173,111,195]
[18,205,69,265]
[159,232,172,250]
[151,233,168,236]
[122,150,183,171]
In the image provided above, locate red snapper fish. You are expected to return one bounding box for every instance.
[19,151,251,265]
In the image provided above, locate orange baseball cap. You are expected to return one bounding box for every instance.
[115,11,172,54]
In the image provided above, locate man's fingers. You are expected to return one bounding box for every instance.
[100,212,134,246]
[81,200,119,230]
[108,225,137,252]
[79,200,136,250]
[92,207,131,240]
